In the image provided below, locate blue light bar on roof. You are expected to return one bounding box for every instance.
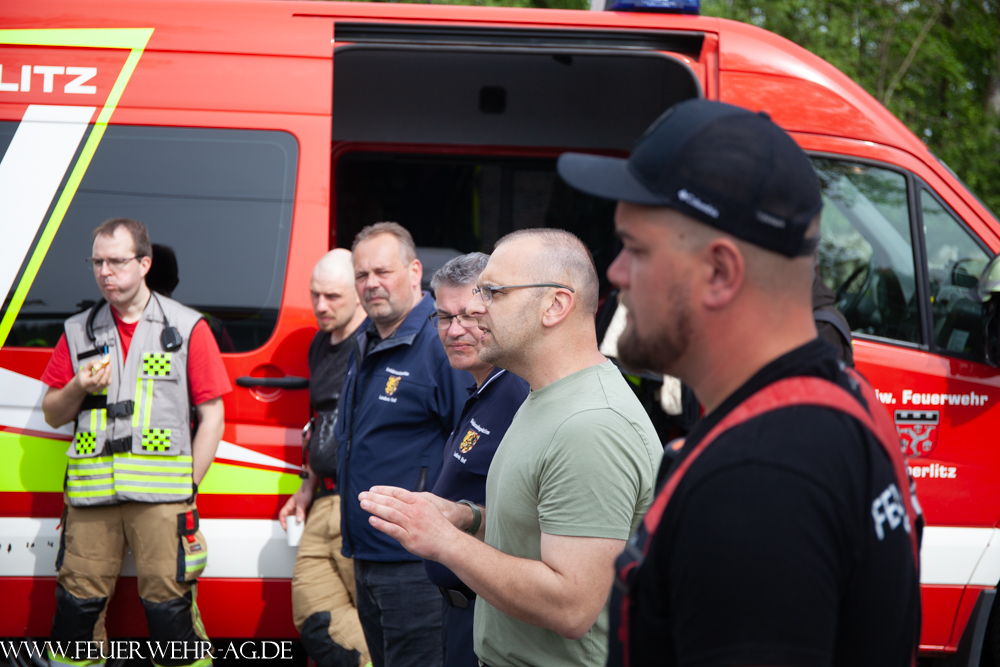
[605,0,699,13]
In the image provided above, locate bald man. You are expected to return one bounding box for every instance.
[359,229,661,667]
[279,249,369,667]
[557,99,921,667]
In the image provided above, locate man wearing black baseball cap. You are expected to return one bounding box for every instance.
[558,99,921,667]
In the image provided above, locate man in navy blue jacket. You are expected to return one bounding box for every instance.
[423,253,530,667]
[335,222,470,667]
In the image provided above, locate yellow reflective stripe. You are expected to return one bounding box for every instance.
[67,488,115,498]
[143,379,153,429]
[153,658,211,667]
[114,485,191,495]
[68,457,113,467]
[67,465,113,474]
[114,473,191,483]
[67,467,112,476]
[48,645,108,667]
[67,478,113,486]
[132,378,143,427]
[89,410,97,432]
[186,557,207,572]
[0,28,154,348]
[115,453,192,463]
[115,463,192,474]
[191,583,209,642]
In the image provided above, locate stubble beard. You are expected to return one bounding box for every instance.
[617,289,692,377]
[364,289,408,328]
[478,312,531,372]
[319,308,355,335]
[478,337,506,368]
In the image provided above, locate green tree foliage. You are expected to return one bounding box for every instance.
[701,0,1000,215]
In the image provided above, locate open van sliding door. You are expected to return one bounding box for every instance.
[328,22,708,284]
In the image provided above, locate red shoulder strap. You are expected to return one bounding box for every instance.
[642,374,920,569]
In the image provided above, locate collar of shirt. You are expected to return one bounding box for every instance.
[359,293,435,358]
[471,367,506,397]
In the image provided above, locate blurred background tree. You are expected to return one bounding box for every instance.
[700,0,1000,215]
[337,0,1000,214]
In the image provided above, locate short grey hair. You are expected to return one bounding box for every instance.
[430,252,490,293]
[495,228,599,315]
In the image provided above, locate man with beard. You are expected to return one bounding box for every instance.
[335,223,470,667]
[358,228,661,667]
[279,249,370,667]
[556,99,921,667]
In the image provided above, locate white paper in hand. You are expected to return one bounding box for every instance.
[286,515,304,547]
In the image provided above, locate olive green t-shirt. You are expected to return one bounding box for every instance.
[473,360,663,667]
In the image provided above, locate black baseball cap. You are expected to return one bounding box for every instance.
[557,99,823,257]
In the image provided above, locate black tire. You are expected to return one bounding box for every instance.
[982,590,1000,667]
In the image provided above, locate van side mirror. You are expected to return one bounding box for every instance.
[978,255,1000,367]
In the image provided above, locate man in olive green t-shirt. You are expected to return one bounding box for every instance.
[359,228,662,667]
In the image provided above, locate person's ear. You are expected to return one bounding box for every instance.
[411,259,423,290]
[701,239,744,310]
[540,288,574,328]
[139,255,152,278]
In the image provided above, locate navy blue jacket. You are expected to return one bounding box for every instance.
[336,293,471,561]
[424,367,530,590]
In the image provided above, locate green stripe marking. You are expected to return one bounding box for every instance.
[0,28,153,347]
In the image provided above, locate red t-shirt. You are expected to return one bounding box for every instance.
[40,313,232,406]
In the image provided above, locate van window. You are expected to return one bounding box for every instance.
[813,159,920,344]
[335,152,618,295]
[922,189,990,357]
[4,125,297,353]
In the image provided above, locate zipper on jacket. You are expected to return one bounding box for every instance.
[342,334,376,556]
[414,466,429,493]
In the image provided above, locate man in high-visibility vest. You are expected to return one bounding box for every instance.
[40,217,231,667]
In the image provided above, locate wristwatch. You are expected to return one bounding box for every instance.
[457,499,481,535]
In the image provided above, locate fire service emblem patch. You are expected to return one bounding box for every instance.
[894,410,939,457]
[459,430,480,453]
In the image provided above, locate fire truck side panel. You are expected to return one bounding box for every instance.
[1,1,999,655]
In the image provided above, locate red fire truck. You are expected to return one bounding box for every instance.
[1,0,998,664]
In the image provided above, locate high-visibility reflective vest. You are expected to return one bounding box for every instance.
[62,294,202,506]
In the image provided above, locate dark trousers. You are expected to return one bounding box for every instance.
[354,560,443,667]
[442,597,478,667]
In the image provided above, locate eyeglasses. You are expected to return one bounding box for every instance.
[472,283,575,306]
[86,256,139,271]
[429,312,480,330]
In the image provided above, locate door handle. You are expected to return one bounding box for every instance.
[235,376,309,389]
